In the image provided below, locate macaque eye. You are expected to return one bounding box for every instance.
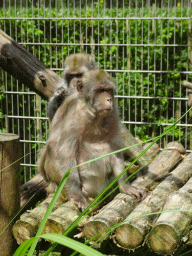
[97,88,113,93]
[106,89,113,94]
[76,72,83,78]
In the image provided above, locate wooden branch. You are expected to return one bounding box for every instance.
[82,142,185,243]
[147,176,192,255]
[115,152,192,250]
[13,194,65,244]
[0,29,61,100]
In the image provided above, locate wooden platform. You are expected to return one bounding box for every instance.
[13,141,192,255]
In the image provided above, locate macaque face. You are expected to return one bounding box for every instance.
[93,87,114,114]
[64,53,96,88]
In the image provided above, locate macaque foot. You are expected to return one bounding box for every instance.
[68,194,89,212]
[120,185,147,201]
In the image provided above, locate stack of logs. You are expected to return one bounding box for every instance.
[13,141,192,255]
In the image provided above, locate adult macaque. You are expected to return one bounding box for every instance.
[39,69,146,211]
[47,53,96,121]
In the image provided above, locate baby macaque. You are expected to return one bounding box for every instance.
[39,69,146,211]
[47,53,96,121]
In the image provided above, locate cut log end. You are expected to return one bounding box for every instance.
[148,224,178,255]
[83,221,109,242]
[43,218,64,237]
[115,224,143,249]
[12,220,36,245]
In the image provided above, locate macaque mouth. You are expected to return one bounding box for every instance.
[99,108,113,113]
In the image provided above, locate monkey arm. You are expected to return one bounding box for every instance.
[111,153,130,187]
[66,168,89,212]
[40,136,89,212]
[47,80,69,121]
[111,153,146,201]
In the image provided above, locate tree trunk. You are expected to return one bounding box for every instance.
[0,133,21,256]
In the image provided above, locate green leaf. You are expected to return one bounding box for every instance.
[13,238,38,256]
[40,234,104,256]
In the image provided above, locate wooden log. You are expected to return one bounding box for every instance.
[0,133,21,256]
[0,29,61,100]
[12,194,65,244]
[132,141,185,190]
[143,142,159,159]
[43,201,88,236]
[124,143,159,174]
[82,142,185,243]
[115,152,192,249]
[83,193,138,243]
[121,126,152,167]
[21,173,49,208]
[147,177,192,255]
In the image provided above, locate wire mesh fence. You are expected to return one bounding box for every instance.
[0,0,192,183]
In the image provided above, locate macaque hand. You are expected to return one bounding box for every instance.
[54,86,67,97]
[120,184,147,201]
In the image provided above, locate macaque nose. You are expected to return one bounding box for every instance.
[106,97,113,108]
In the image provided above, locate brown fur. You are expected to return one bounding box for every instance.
[40,69,145,211]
